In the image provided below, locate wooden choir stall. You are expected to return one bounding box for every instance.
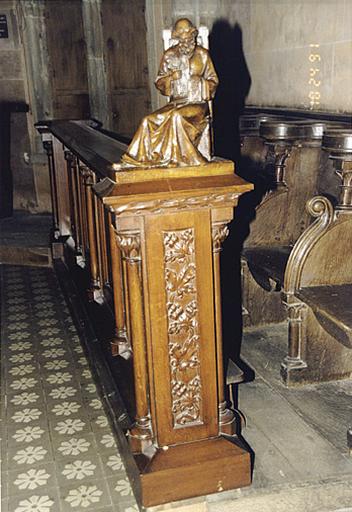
[240,110,352,386]
[36,116,253,507]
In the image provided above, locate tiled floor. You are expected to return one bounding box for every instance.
[1,265,138,512]
[3,264,352,512]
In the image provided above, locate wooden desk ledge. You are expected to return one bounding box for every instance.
[297,284,352,349]
[243,245,292,291]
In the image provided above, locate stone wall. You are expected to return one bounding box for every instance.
[0,1,39,212]
[170,0,352,113]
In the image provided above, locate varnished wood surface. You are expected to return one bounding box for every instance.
[297,284,352,348]
[243,246,291,290]
[138,437,250,507]
[96,173,253,209]
[144,210,218,445]
[101,0,151,137]
[242,323,352,455]
[39,119,253,506]
[244,106,352,124]
[44,0,90,119]
[48,120,128,179]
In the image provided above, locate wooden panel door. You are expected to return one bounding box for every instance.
[45,0,90,119]
[101,0,151,137]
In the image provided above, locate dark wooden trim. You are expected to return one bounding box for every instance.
[244,106,352,125]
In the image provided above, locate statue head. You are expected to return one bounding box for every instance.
[172,18,198,55]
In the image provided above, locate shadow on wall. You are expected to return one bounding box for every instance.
[209,19,251,163]
[210,19,273,382]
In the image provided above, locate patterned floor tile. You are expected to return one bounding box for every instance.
[99,452,127,479]
[49,415,92,439]
[59,478,112,512]
[50,432,98,461]
[105,476,135,507]
[8,437,54,468]
[8,425,51,450]
[7,462,58,497]
[6,405,48,427]
[89,414,112,434]
[54,453,105,486]
[6,385,43,406]
[93,431,119,453]
[8,487,62,512]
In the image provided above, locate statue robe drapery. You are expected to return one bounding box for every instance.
[121,45,219,167]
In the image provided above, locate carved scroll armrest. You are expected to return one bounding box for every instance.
[284,196,334,296]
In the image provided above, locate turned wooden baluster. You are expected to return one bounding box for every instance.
[212,222,236,435]
[72,158,85,267]
[78,163,88,261]
[42,135,60,238]
[80,165,101,298]
[94,198,104,293]
[109,213,129,357]
[98,202,109,287]
[64,150,83,261]
[115,230,152,451]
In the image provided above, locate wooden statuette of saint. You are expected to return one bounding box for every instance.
[121,18,219,168]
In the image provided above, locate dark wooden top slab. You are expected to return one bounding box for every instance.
[39,120,128,179]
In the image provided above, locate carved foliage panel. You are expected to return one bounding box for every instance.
[163,228,202,428]
[144,210,218,446]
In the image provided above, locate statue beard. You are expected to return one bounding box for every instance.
[179,40,196,56]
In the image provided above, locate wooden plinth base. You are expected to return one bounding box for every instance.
[134,436,251,508]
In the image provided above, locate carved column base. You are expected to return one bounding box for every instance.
[134,436,250,507]
[128,417,153,454]
[53,228,61,240]
[110,329,131,359]
[219,401,237,436]
[87,285,104,304]
[75,253,86,268]
[280,357,308,386]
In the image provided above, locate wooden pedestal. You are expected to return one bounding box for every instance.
[136,437,250,507]
[95,161,253,507]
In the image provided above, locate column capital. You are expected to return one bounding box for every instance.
[116,230,141,263]
[212,222,230,253]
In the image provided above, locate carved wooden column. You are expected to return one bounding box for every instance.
[323,130,352,210]
[64,150,83,264]
[260,121,304,188]
[108,213,129,357]
[80,165,101,300]
[95,161,253,508]
[212,221,236,435]
[281,298,308,381]
[42,134,59,238]
[115,228,153,451]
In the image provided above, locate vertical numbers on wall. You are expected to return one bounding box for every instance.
[308,44,321,109]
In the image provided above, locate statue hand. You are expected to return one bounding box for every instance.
[171,70,182,80]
